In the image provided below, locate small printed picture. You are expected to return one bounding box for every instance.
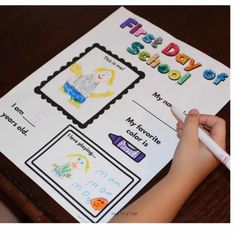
[36,44,145,128]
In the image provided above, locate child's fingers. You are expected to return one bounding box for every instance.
[199,114,226,146]
[176,121,183,139]
[199,114,225,129]
[181,109,199,143]
[176,121,184,130]
[177,129,183,139]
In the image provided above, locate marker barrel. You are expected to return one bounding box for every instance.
[198,128,230,169]
[171,106,230,170]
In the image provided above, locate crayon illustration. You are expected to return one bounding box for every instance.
[108,133,146,162]
[60,63,116,108]
[90,197,108,211]
[52,153,90,179]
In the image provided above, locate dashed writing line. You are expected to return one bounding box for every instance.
[22,116,36,128]
[132,100,176,132]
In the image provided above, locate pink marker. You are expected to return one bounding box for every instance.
[171,106,230,170]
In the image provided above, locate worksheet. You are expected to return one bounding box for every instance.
[0,7,230,223]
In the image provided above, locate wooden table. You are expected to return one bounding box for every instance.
[0,6,230,223]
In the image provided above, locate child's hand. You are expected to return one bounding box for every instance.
[110,109,227,223]
[168,109,226,187]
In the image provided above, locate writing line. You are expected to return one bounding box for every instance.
[22,116,36,128]
[132,100,176,132]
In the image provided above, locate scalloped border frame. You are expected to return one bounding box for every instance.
[35,43,145,129]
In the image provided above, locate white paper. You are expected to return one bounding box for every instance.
[0,7,230,223]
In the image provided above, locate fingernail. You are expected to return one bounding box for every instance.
[189,109,199,115]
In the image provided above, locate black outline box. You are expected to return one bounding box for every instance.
[25,125,141,223]
[35,43,145,129]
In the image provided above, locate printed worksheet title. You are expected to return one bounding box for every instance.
[120,18,228,86]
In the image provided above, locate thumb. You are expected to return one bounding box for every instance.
[181,109,200,143]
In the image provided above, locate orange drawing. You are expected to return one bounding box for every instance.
[90,197,108,211]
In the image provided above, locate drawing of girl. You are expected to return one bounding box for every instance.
[52,154,90,179]
[61,64,116,107]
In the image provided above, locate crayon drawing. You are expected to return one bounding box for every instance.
[60,63,116,108]
[90,197,108,211]
[26,126,140,222]
[37,44,145,128]
[52,153,90,179]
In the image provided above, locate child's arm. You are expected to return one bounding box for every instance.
[110,109,226,223]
